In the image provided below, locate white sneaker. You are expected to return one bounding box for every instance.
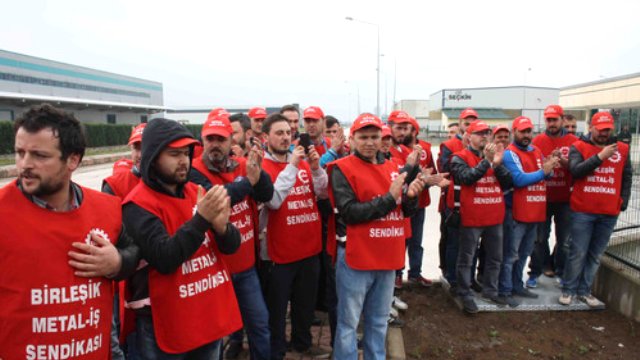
[389,306,399,318]
[393,296,408,310]
[579,294,600,308]
[559,293,573,305]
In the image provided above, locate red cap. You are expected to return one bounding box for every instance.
[388,110,411,124]
[512,116,534,131]
[408,117,420,131]
[381,124,392,138]
[591,112,615,130]
[128,123,146,145]
[201,113,233,138]
[248,107,267,119]
[207,108,229,122]
[492,124,510,135]
[544,105,563,119]
[350,113,383,136]
[303,106,324,120]
[466,120,490,134]
[459,108,479,120]
[167,137,200,148]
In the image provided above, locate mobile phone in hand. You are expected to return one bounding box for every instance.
[299,133,311,154]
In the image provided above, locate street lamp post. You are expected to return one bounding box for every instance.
[346,16,381,117]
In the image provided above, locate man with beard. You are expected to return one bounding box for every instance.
[301,106,332,156]
[0,103,139,359]
[122,118,242,358]
[320,115,348,167]
[439,108,476,290]
[563,114,578,135]
[560,112,632,307]
[260,113,330,359]
[328,113,426,360]
[248,107,268,142]
[527,105,578,288]
[500,116,558,306]
[229,112,252,157]
[189,112,273,360]
[280,104,300,141]
[448,120,512,313]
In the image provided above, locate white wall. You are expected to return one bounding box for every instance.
[430,87,559,111]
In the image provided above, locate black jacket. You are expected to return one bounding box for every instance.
[569,135,633,211]
[122,118,241,313]
[450,146,513,190]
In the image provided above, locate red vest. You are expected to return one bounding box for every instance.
[389,144,411,166]
[330,155,406,270]
[446,149,505,227]
[262,158,322,264]
[507,144,547,223]
[571,141,629,216]
[417,139,435,208]
[0,181,120,360]
[438,137,464,211]
[191,156,258,274]
[387,155,412,239]
[532,132,578,202]
[124,182,242,353]
[104,169,140,200]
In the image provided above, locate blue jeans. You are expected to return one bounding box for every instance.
[111,292,125,360]
[229,267,270,360]
[136,316,221,360]
[334,247,394,360]
[397,208,426,279]
[562,211,618,296]
[530,202,571,278]
[499,214,538,295]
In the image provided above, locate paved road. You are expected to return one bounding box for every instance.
[0,162,113,190]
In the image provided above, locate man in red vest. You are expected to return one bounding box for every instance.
[280,104,300,141]
[0,103,139,359]
[329,113,426,359]
[500,116,558,305]
[527,105,579,288]
[560,112,632,307]
[563,114,578,135]
[260,113,331,359]
[122,118,242,358]
[248,106,268,141]
[302,106,332,156]
[229,112,252,157]
[448,120,513,313]
[189,113,274,360]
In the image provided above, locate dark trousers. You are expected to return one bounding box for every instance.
[267,255,320,359]
[456,224,503,298]
[438,211,448,273]
[319,250,338,347]
[529,202,571,278]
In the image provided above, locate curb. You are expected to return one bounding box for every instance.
[387,327,406,360]
[0,152,130,179]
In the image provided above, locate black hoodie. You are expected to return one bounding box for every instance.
[122,118,240,313]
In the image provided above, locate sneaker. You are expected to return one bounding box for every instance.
[499,294,520,308]
[295,345,331,359]
[408,275,433,287]
[394,275,403,289]
[224,340,243,359]
[525,276,538,288]
[393,296,408,310]
[388,315,405,328]
[578,294,600,308]
[470,279,483,293]
[559,293,573,305]
[389,306,399,318]
[482,293,508,306]
[461,297,479,314]
[513,288,539,299]
[543,269,556,277]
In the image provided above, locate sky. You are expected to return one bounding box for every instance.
[2,0,640,123]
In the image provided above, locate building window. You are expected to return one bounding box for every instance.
[107,114,116,124]
[141,115,148,123]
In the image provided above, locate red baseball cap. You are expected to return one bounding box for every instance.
[201,113,233,138]
[207,108,229,122]
[388,110,411,124]
[408,117,420,132]
[544,105,563,119]
[350,113,383,136]
[381,124,392,138]
[167,137,200,148]
[512,116,534,131]
[303,106,324,120]
[492,124,510,135]
[248,107,267,119]
[128,123,147,145]
[591,112,615,130]
[459,108,479,120]
[467,120,490,134]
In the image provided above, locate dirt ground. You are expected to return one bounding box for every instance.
[400,283,639,360]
